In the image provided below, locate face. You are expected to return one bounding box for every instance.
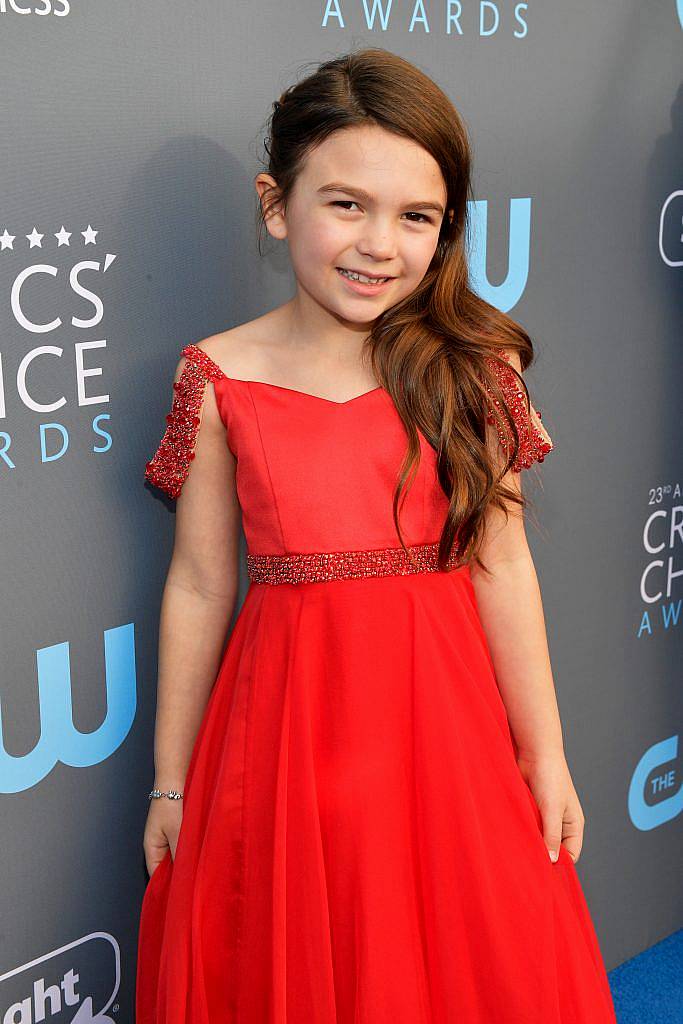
[256,124,450,328]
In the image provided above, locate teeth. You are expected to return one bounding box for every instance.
[338,268,389,285]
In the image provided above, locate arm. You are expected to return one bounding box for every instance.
[144,346,241,874]
[470,350,584,864]
[469,475,564,763]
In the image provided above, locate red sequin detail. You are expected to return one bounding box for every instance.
[482,351,554,472]
[246,540,462,586]
[144,344,226,499]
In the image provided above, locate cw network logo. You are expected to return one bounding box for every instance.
[659,190,683,267]
[628,734,682,830]
[0,0,70,14]
[0,932,120,1024]
[1,623,136,794]
[467,198,531,312]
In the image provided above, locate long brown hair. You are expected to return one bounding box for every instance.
[256,47,543,576]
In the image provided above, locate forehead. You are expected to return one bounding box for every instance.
[299,125,447,204]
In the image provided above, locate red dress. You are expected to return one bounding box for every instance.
[136,342,616,1023]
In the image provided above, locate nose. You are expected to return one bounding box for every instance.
[356,219,398,262]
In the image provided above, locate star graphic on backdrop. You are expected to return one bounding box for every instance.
[55,226,72,246]
[0,230,15,250]
[26,227,44,248]
[82,224,98,245]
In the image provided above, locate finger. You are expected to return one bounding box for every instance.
[560,827,583,864]
[146,856,163,879]
[560,804,584,864]
[145,846,170,878]
[542,810,564,862]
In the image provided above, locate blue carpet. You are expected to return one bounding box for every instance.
[609,928,683,1022]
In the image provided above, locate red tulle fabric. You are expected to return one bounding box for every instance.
[136,344,616,1023]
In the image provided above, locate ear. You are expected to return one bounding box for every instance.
[254,173,287,240]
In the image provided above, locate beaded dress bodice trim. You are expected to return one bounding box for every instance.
[144,343,554,584]
[144,345,227,499]
[481,353,554,471]
[246,540,462,586]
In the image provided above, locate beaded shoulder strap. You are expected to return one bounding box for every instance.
[144,343,227,499]
[482,350,554,472]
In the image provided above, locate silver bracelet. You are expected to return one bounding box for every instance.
[148,788,183,801]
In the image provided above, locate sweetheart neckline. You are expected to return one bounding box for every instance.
[216,376,384,407]
[183,342,385,406]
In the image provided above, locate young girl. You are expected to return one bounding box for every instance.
[136,48,617,1023]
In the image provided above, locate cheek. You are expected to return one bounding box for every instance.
[403,234,439,275]
[290,212,347,266]
[310,220,348,262]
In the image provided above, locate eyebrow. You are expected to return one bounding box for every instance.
[316,182,445,217]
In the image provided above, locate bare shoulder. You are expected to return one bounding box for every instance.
[192,309,287,381]
[501,348,523,373]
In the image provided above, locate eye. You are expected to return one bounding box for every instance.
[331,202,432,224]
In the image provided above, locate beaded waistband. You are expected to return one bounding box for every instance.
[246,540,461,586]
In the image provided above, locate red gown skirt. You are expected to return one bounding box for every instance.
[136,567,616,1023]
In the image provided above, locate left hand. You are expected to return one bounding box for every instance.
[516,751,585,864]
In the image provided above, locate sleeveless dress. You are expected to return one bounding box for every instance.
[135,342,616,1024]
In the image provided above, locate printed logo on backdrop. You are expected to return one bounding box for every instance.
[322,0,529,36]
[467,198,531,312]
[659,190,683,266]
[0,0,70,14]
[0,223,115,478]
[0,932,120,1023]
[0,623,136,794]
[638,488,682,638]
[628,734,682,831]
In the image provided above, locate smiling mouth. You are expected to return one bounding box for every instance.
[336,267,395,283]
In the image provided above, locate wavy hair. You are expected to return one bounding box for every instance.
[256,47,544,576]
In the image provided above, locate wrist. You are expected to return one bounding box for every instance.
[153,762,188,786]
[513,724,565,764]
[153,774,186,792]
